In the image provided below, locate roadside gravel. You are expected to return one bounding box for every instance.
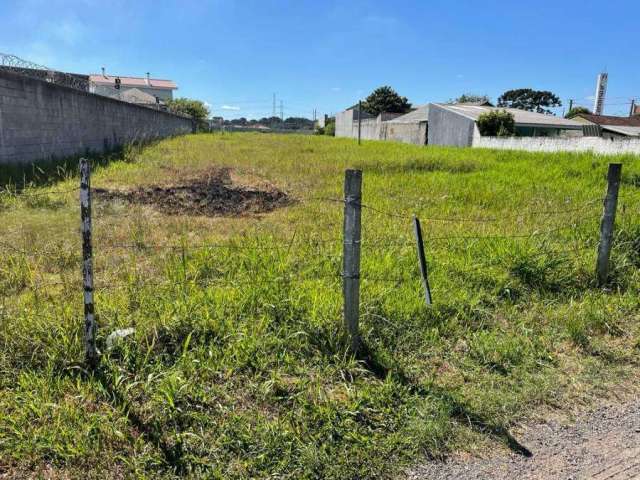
[408,399,640,480]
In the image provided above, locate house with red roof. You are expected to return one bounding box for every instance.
[572,113,640,138]
[89,69,178,103]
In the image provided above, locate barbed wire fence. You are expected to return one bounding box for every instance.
[0,160,635,366]
[0,52,90,91]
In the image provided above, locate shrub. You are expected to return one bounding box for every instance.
[324,119,335,136]
[477,110,515,137]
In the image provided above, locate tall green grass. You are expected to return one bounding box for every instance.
[0,133,639,479]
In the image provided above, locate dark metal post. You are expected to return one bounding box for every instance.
[343,169,362,352]
[413,216,432,306]
[596,163,622,286]
[80,158,98,367]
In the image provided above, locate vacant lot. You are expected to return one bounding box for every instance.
[0,133,639,479]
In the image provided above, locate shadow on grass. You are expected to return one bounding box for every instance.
[356,339,533,458]
[0,141,148,190]
[59,364,189,475]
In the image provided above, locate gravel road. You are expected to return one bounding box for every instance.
[408,399,640,480]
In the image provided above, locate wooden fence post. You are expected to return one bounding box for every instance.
[80,158,98,367]
[596,163,622,287]
[343,169,362,352]
[413,215,432,306]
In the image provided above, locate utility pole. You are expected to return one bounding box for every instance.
[273,93,276,117]
[630,99,636,117]
[568,99,574,113]
[280,100,284,122]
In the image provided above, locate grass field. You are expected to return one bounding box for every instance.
[1,133,639,479]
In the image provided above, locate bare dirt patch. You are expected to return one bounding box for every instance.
[93,168,292,217]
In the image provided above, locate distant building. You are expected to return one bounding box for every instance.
[316,114,330,129]
[89,70,177,102]
[384,104,430,145]
[427,104,583,146]
[572,113,640,138]
[335,106,403,141]
[208,117,224,130]
[335,101,582,146]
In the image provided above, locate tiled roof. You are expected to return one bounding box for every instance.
[89,74,177,89]
[435,104,583,129]
[575,113,640,127]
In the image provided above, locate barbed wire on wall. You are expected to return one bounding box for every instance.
[0,52,90,91]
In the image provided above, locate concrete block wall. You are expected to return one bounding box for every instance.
[0,69,193,165]
[472,136,640,155]
[334,110,403,141]
[427,104,476,147]
[384,122,427,145]
[335,109,354,138]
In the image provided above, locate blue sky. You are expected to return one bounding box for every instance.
[2,0,639,119]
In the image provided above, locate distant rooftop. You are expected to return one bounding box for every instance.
[89,74,177,90]
[435,104,583,129]
[386,104,430,123]
[600,125,640,137]
[575,113,640,127]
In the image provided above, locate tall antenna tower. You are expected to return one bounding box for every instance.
[273,93,276,117]
[593,72,608,115]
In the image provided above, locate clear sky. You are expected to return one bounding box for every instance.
[2,0,639,119]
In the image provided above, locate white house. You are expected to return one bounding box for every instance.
[89,69,177,102]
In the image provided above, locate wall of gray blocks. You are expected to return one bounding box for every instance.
[0,69,193,165]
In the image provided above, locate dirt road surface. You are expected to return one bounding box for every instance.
[409,399,640,480]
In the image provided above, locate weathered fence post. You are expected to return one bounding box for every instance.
[80,158,98,367]
[596,163,622,287]
[413,215,432,306]
[343,169,362,352]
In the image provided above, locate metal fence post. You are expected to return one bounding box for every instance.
[413,215,432,306]
[343,169,362,352]
[596,163,622,287]
[80,158,98,367]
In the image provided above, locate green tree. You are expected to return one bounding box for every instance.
[452,93,491,104]
[361,86,411,116]
[565,106,591,119]
[166,98,210,121]
[497,89,562,114]
[477,110,515,137]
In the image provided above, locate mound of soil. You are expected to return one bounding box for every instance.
[94,168,291,217]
